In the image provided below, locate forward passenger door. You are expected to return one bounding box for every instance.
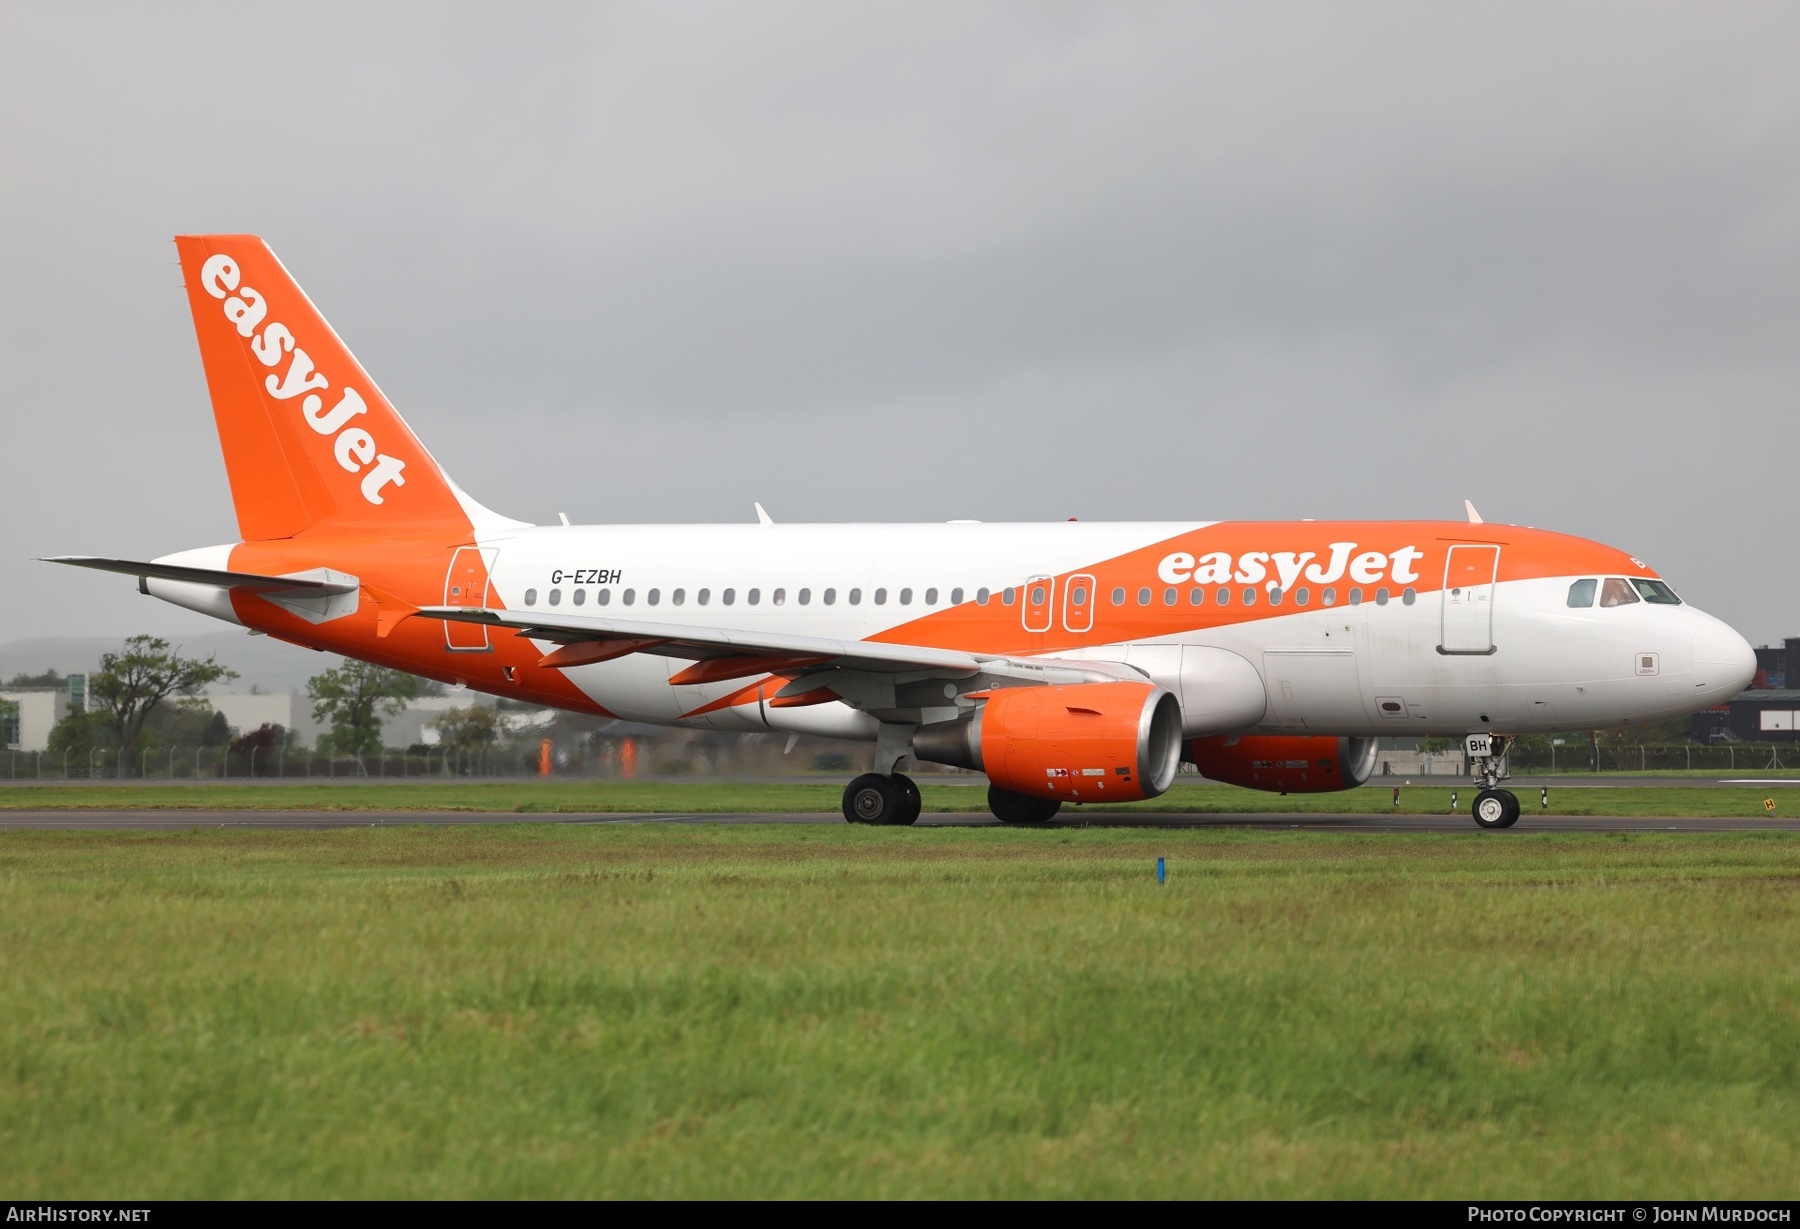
[1440,544,1499,655]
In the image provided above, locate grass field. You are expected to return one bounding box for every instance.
[1,823,1796,1197]
[4,777,1800,818]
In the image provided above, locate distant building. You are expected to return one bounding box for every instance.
[1748,638,1800,690]
[0,689,68,752]
[1696,689,1800,743]
[206,693,327,747]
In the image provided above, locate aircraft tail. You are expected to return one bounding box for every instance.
[174,234,517,541]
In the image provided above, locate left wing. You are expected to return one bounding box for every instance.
[413,605,1137,714]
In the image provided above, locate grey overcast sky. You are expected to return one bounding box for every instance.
[4,2,1798,647]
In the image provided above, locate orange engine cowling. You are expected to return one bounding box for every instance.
[912,681,1184,803]
[1185,734,1379,793]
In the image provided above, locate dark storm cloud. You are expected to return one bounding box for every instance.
[3,1,1798,647]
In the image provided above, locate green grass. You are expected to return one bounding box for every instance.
[0,824,1797,1197]
[5,777,1800,819]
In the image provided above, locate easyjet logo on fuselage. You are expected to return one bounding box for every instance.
[1156,543,1424,590]
[198,254,407,507]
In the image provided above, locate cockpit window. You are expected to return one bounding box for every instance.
[1599,577,1640,607]
[1631,578,1682,605]
[1566,579,1596,608]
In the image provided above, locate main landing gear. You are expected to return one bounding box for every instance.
[987,785,1061,824]
[842,773,922,826]
[1466,733,1520,829]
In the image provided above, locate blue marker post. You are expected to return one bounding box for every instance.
[1156,856,1166,886]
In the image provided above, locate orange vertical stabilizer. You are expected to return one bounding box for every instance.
[175,234,472,541]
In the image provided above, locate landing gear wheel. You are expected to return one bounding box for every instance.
[1472,788,1520,829]
[843,774,900,825]
[892,773,923,826]
[988,785,1062,824]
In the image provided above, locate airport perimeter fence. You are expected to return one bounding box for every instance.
[1504,740,1796,774]
[2,745,547,780]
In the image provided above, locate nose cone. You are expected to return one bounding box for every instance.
[1692,618,1757,702]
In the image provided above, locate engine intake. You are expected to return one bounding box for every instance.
[1184,734,1378,793]
[913,681,1183,803]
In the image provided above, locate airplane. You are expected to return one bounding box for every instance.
[44,235,1758,829]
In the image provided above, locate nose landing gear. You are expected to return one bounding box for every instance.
[1465,733,1519,829]
[1472,787,1520,829]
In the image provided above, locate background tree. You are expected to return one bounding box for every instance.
[47,707,103,764]
[307,659,423,756]
[87,636,235,774]
[431,704,500,753]
[228,723,286,774]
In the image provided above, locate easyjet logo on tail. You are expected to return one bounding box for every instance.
[198,254,407,506]
[1157,543,1424,589]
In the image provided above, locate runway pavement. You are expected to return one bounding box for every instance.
[1,808,1796,833]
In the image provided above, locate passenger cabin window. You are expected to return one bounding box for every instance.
[722,588,735,605]
[849,588,862,605]
[798,588,811,605]
[672,589,685,606]
[748,589,761,605]
[598,589,611,605]
[1348,588,1362,605]
[1599,578,1639,607]
[1567,578,1597,608]
[1137,587,1151,606]
[900,588,913,605]
[1322,587,1337,607]
[874,588,887,605]
[548,589,561,606]
[1189,587,1205,605]
[1070,584,1088,607]
[1112,587,1126,606]
[1402,587,1416,605]
[925,588,938,604]
[976,588,989,605]
[1163,587,1177,606]
[524,588,538,606]
[1268,587,1283,606]
[696,589,708,605]
[1242,587,1257,606]
[647,589,660,605]
[1294,587,1310,606]
[1216,588,1231,606]
[1375,587,1389,606]
[773,588,786,605]
[1002,588,1016,606]
[823,588,836,605]
[1632,578,1682,605]
[573,589,586,605]
[951,588,964,604]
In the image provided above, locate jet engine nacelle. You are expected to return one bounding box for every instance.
[1185,734,1379,793]
[913,681,1184,803]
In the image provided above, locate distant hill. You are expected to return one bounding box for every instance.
[0,632,339,695]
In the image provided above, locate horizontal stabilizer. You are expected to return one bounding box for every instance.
[43,556,359,595]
